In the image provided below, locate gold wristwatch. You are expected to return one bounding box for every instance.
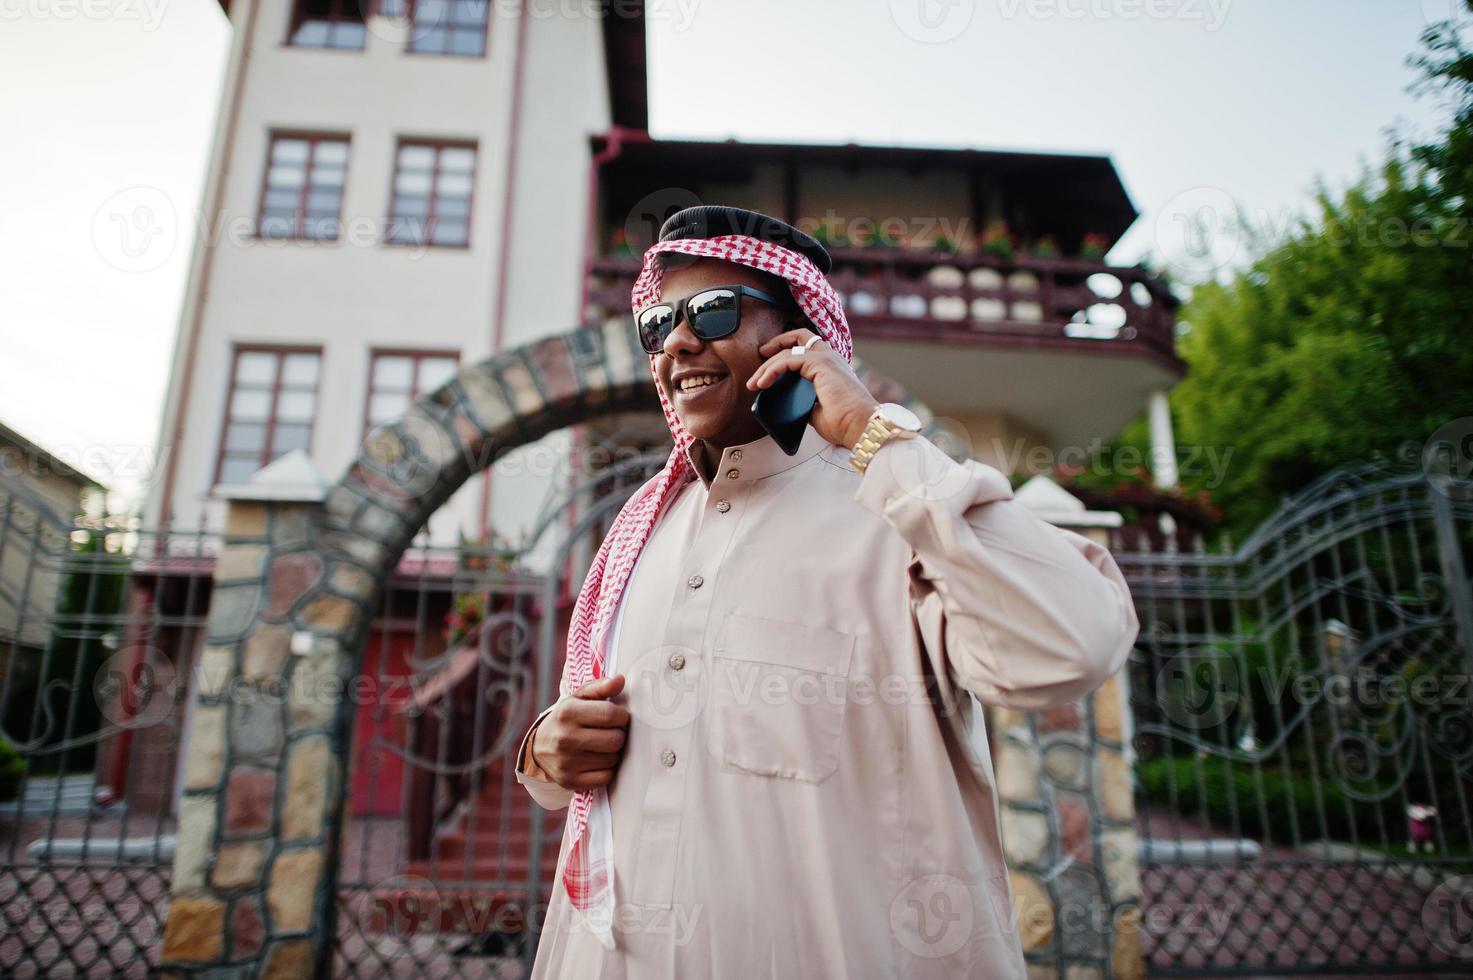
[848,402,923,474]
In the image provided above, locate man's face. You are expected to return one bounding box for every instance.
[652,257,795,448]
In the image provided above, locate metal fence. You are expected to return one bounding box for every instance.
[1121,459,1473,974]
[4,450,1471,977]
[329,451,665,978]
[0,483,215,978]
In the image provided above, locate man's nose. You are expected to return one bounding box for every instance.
[661,308,705,357]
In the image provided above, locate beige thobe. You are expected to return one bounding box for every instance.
[515,424,1139,978]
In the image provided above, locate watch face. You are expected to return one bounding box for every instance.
[878,402,922,432]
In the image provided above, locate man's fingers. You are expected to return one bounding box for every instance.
[573,673,625,701]
[757,327,818,356]
[560,697,630,730]
[545,724,625,759]
[747,349,814,391]
[564,768,618,791]
[570,726,627,755]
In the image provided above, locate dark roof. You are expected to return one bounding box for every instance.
[0,420,105,491]
[595,133,1141,248]
[601,3,648,131]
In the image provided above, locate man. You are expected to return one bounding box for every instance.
[515,206,1139,978]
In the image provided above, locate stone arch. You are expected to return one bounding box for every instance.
[159,321,931,977]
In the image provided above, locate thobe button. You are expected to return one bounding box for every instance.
[726,468,740,480]
[687,574,704,589]
[660,749,677,768]
[668,652,686,671]
[715,499,731,513]
[730,449,743,461]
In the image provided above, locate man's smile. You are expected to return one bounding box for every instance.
[670,369,730,401]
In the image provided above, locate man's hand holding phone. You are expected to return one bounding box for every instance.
[747,327,879,452]
[526,674,630,791]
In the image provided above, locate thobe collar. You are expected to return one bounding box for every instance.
[682,425,833,491]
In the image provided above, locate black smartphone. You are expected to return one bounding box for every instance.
[751,371,817,455]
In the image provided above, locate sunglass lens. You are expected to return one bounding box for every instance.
[688,289,739,339]
[638,305,676,352]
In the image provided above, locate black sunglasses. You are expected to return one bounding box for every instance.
[636,284,799,355]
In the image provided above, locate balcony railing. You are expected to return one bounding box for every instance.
[588,248,1182,370]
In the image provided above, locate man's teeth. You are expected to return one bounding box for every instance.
[678,374,722,392]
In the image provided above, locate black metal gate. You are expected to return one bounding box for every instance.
[1123,456,1473,974]
[0,481,213,978]
[331,450,665,978]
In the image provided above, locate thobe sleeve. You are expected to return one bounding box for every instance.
[853,433,1139,710]
[515,693,575,811]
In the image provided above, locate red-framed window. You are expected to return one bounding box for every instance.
[287,0,367,49]
[214,346,323,486]
[257,132,350,240]
[386,140,476,247]
[386,0,490,57]
[364,349,460,436]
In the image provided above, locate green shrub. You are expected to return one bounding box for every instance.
[0,733,24,803]
[1138,754,1396,846]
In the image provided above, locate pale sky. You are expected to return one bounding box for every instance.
[0,0,1458,509]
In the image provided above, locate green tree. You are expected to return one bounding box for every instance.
[1159,7,1473,541]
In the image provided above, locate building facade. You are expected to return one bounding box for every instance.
[146,0,646,557]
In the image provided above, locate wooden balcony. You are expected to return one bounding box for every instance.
[587,248,1182,374]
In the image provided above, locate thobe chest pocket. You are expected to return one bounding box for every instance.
[706,613,856,783]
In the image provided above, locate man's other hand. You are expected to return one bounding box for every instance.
[528,674,630,791]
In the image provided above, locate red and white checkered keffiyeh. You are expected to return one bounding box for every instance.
[555,234,853,947]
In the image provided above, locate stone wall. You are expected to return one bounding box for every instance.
[992,508,1143,980]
